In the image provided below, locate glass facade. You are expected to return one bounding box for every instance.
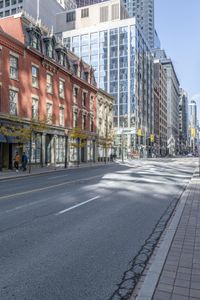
[80,34,89,64]
[99,31,108,91]
[72,36,80,57]
[90,32,99,81]
[110,28,118,127]
[119,26,128,127]
[64,23,153,136]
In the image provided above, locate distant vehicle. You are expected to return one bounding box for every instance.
[187,153,193,157]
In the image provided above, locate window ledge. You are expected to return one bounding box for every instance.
[32,85,39,89]
[10,77,19,82]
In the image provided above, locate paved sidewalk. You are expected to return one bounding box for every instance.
[0,161,115,180]
[152,174,200,300]
[135,172,200,300]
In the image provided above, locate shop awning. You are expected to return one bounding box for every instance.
[0,134,7,143]
[6,136,21,144]
[0,135,22,143]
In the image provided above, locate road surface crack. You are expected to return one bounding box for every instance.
[108,186,187,300]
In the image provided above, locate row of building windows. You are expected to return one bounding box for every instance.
[10,54,66,99]
[66,4,119,24]
[0,0,22,17]
[8,89,65,126]
[73,110,94,131]
[0,0,22,8]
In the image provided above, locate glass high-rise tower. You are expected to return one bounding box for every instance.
[56,0,154,155]
[123,0,154,48]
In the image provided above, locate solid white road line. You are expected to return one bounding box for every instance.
[55,196,101,216]
[48,174,69,179]
[0,175,102,200]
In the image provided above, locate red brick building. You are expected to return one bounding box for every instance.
[0,13,98,169]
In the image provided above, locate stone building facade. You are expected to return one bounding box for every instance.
[96,89,113,161]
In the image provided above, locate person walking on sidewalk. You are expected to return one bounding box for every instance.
[14,152,20,172]
[21,152,28,171]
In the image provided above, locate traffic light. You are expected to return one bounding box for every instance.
[150,134,154,142]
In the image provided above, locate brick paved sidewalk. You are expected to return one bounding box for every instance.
[134,172,200,300]
[152,175,200,300]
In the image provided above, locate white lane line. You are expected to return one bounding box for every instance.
[55,196,100,216]
[3,199,48,214]
[0,175,102,200]
[48,174,69,179]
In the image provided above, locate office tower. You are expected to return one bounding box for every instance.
[153,49,180,155]
[57,0,76,9]
[154,30,161,49]
[56,0,154,156]
[74,0,155,48]
[189,100,197,129]
[123,0,154,48]
[188,100,198,153]
[76,0,107,8]
[179,89,188,154]
[153,59,167,156]
[0,0,75,28]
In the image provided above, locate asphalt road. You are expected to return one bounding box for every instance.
[0,158,197,300]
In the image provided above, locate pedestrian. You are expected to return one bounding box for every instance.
[14,152,20,172]
[21,152,28,171]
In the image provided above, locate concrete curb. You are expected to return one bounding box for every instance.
[0,162,116,182]
[134,169,198,300]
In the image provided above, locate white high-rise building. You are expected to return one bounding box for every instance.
[57,0,76,9]
[123,0,154,48]
[0,0,76,28]
[74,0,156,48]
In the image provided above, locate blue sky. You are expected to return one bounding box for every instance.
[155,0,200,110]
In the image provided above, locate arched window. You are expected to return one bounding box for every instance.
[60,52,65,66]
[27,26,41,51]
[46,42,53,58]
[32,34,39,50]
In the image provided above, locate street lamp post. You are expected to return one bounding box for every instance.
[0,141,2,171]
[199,143,200,177]
[65,135,68,168]
[92,137,96,163]
[121,121,124,163]
[77,137,80,167]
